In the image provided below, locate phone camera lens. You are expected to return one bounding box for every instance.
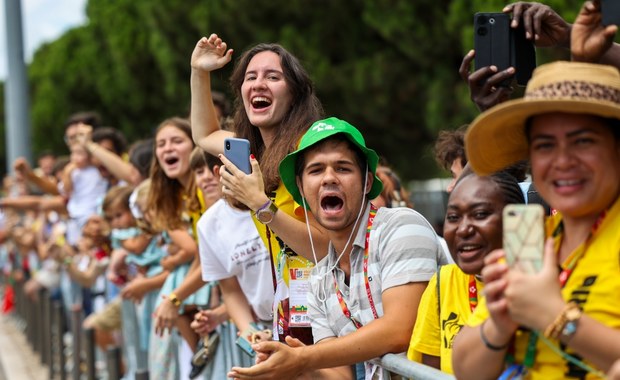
[477,15,488,25]
[477,27,488,36]
[489,17,495,25]
[225,142,230,150]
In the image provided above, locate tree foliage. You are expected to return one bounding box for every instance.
[2,0,590,179]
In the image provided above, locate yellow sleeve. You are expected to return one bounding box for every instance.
[408,272,440,360]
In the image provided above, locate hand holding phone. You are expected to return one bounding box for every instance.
[503,204,545,274]
[602,0,620,26]
[474,12,536,87]
[224,138,251,175]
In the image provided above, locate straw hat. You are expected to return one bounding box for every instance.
[465,61,620,176]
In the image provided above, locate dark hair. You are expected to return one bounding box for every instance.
[190,146,220,172]
[230,43,324,194]
[434,125,467,172]
[128,139,153,181]
[525,115,620,143]
[376,165,413,208]
[454,169,525,206]
[51,156,70,176]
[37,150,55,160]
[92,127,128,156]
[64,111,101,130]
[212,91,231,119]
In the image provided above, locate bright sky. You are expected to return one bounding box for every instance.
[0,0,86,80]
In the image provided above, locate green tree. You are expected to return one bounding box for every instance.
[20,0,594,180]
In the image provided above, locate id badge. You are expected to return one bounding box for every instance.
[288,265,312,327]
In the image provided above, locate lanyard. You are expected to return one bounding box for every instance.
[468,275,478,313]
[333,204,378,329]
[504,210,608,371]
[555,210,606,287]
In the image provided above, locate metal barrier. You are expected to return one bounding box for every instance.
[9,280,456,380]
[376,353,455,380]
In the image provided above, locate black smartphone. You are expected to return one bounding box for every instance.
[224,138,251,175]
[602,0,620,27]
[474,12,536,86]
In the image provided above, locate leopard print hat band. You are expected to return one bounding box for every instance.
[465,61,620,176]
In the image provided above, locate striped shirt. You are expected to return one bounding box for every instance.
[308,203,444,377]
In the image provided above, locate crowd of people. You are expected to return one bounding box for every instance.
[0,1,619,379]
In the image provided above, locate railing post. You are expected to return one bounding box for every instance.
[83,327,96,380]
[52,300,67,380]
[71,308,83,379]
[41,288,51,368]
[106,346,122,380]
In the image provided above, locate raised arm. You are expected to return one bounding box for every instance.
[13,157,59,195]
[75,125,143,186]
[571,0,620,68]
[190,34,235,156]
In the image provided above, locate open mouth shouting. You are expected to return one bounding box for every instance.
[320,194,344,216]
[251,96,272,111]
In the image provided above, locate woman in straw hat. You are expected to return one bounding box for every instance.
[452,13,620,380]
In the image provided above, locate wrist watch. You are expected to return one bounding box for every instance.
[560,304,582,340]
[256,200,278,224]
[168,293,181,308]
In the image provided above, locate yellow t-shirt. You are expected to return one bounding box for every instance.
[468,196,620,379]
[408,264,483,374]
[251,181,313,285]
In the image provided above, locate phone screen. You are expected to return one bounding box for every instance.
[503,204,545,274]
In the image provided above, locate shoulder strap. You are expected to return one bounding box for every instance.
[436,265,442,324]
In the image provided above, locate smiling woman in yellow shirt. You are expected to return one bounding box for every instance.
[408,170,525,373]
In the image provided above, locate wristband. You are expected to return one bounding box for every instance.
[480,319,510,351]
[254,199,272,214]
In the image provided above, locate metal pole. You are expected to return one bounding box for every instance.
[106,346,122,380]
[84,328,96,380]
[53,301,67,380]
[71,309,82,379]
[3,0,32,173]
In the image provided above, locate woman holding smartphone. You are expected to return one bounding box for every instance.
[190,34,328,344]
[452,60,620,379]
[407,170,524,374]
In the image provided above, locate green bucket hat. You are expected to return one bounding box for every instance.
[279,117,383,208]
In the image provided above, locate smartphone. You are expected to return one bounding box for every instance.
[601,0,620,27]
[224,138,251,175]
[474,12,536,86]
[503,204,545,274]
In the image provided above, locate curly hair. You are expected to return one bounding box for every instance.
[434,125,467,172]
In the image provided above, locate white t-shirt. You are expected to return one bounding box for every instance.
[66,165,108,219]
[197,199,273,322]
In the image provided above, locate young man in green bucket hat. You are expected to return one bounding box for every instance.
[229,117,446,379]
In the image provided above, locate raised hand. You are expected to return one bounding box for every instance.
[459,50,515,112]
[504,2,571,48]
[191,34,234,73]
[572,0,618,63]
